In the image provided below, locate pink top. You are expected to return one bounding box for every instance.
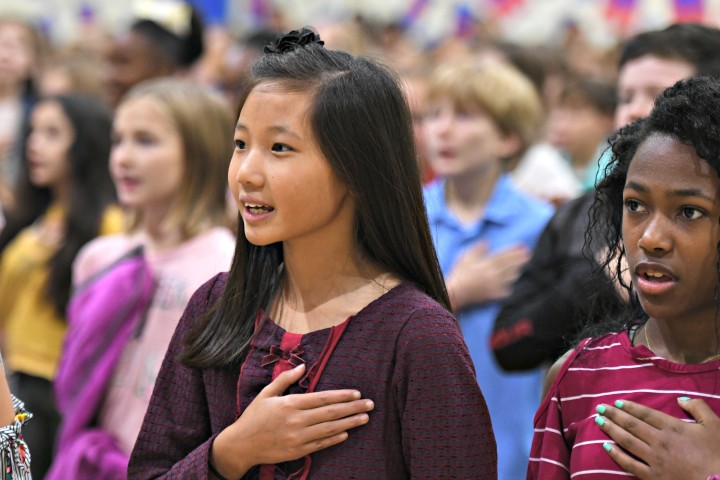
[529,330,720,479]
[72,227,235,454]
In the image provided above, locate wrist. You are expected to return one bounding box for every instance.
[210,430,252,480]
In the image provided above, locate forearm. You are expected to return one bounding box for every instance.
[209,430,254,480]
[0,361,15,426]
[492,257,602,370]
[446,274,491,312]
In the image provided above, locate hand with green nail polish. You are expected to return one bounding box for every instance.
[598,398,720,479]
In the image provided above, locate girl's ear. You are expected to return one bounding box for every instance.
[499,132,522,160]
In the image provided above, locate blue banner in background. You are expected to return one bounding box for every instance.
[188,0,227,24]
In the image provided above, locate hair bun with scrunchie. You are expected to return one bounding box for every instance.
[263,27,324,54]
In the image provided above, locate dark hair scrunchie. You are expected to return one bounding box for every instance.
[263,27,324,54]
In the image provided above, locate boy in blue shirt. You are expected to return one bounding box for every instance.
[423,60,553,479]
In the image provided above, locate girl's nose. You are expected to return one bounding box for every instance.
[637,215,672,254]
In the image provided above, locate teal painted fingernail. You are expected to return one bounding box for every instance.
[679,396,691,402]
[614,400,624,409]
[603,442,612,453]
[596,404,606,415]
[595,416,605,427]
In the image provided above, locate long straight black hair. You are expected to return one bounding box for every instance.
[181,31,449,368]
[0,93,116,317]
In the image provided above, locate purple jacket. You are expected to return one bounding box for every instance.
[47,248,155,480]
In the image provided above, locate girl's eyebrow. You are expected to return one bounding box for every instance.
[667,187,714,202]
[623,181,647,192]
[235,123,302,140]
[625,181,714,202]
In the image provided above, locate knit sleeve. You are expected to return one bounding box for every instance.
[393,306,497,479]
[128,273,225,479]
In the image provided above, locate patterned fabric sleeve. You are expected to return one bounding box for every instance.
[0,395,32,480]
[394,306,497,479]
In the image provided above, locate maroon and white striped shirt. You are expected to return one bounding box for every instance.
[528,330,720,479]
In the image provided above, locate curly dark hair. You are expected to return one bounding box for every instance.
[584,75,720,336]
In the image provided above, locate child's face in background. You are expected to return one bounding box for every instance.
[228,84,354,249]
[546,101,614,168]
[104,31,172,108]
[26,100,73,191]
[622,133,720,324]
[615,56,695,129]
[0,21,35,89]
[423,97,518,179]
[110,97,185,213]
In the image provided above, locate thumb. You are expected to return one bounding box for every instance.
[678,396,716,424]
[259,363,306,398]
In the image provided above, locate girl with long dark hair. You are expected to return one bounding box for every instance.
[129,28,496,479]
[0,92,122,478]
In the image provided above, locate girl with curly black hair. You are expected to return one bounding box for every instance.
[529,75,720,479]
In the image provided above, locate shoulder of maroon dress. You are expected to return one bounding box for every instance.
[370,282,456,325]
[186,272,228,311]
[399,282,453,314]
[207,271,229,304]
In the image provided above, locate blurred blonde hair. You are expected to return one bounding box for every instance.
[426,59,542,165]
[39,48,106,98]
[120,78,235,238]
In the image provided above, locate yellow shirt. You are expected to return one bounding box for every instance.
[0,204,124,380]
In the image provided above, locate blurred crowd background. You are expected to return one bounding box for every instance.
[0,0,719,478]
[7,0,720,47]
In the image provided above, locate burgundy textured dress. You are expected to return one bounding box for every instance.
[128,273,497,479]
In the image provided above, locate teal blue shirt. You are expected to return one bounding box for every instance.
[580,142,612,191]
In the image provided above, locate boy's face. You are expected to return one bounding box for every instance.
[546,101,614,167]
[423,97,519,179]
[615,55,696,129]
